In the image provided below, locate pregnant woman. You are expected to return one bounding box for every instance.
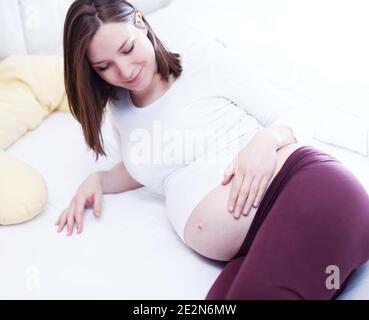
[56,0,369,299]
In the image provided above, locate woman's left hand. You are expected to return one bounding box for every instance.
[222,130,278,218]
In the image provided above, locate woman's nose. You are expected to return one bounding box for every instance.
[118,68,133,81]
[116,61,134,81]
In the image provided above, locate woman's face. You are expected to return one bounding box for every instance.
[87,14,156,93]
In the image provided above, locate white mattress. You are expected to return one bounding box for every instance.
[1,111,369,299]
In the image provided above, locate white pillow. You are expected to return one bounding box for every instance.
[310,107,368,156]
[0,1,27,60]
[18,0,75,56]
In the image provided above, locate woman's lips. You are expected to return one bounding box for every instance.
[126,68,142,85]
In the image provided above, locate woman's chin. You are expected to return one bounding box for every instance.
[130,79,149,93]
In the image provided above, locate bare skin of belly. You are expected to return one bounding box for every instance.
[183,142,305,262]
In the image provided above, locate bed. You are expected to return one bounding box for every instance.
[1,110,369,299]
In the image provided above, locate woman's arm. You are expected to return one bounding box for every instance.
[97,161,143,194]
[102,106,143,193]
[210,44,314,145]
[257,124,297,151]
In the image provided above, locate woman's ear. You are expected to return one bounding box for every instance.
[135,12,145,27]
[134,12,148,35]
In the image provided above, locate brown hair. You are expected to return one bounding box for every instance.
[63,0,182,161]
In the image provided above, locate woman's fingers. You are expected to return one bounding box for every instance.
[227,172,244,213]
[242,175,262,216]
[252,175,270,208]
[233,174,254,218]
[66,201,76,237]
[222,173,234,186]
[73,199,85,234]
[75,214,83,234]
[93,192,102,218]
[56,200,84,236]
[57,193,102,236]
[57,208,68,233]
[55,211,63,226]
[67,215,75,237]
[222,158,236,186]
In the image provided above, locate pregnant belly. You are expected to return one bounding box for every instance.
[183,142,305,262]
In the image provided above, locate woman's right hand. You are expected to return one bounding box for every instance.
[55,172,103,236]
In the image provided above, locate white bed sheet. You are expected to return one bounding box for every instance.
[1,112,369,299]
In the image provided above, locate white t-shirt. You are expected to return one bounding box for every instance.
[108,37,314,195]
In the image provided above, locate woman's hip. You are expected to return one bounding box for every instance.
[235,145,369,263]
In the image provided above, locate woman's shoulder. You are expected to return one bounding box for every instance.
[187,38,241,79]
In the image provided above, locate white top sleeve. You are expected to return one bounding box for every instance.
[106,104,123,155]
[213,47,314,144]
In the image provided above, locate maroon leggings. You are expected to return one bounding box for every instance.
[205,145,369,300]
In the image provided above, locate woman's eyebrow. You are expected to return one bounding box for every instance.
[92,36,135,65]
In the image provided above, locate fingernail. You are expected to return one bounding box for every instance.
[228,206,233,212]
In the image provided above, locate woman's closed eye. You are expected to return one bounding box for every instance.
[98,44,135,72]
[125,43,135,55]
[98,65,110,72]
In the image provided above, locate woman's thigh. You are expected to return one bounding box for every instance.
[205,257,244,300]
[210,160,369,299]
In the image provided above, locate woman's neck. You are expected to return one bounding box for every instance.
[130,73,175,108]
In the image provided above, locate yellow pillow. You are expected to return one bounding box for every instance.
[0,150,48,225]
[0,55,69,225]
[0,54,70,150]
